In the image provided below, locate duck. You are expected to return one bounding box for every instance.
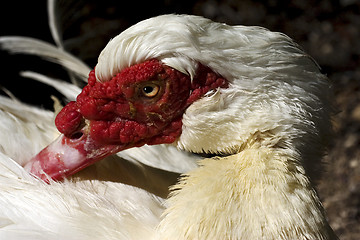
[1,10,337,240]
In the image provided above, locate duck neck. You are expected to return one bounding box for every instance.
[157,146,337,239]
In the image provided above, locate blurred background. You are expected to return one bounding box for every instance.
[1,0,359,239]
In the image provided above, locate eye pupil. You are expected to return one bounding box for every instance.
[143,86,154,94]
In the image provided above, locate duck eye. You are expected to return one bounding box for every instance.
[142,84,160,98]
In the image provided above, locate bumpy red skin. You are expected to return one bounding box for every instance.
[25,59,228,181]
[75,60,192,145]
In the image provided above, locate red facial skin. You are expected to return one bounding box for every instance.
[24,59,228,181]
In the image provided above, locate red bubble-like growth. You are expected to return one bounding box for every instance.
[55,59,228,146]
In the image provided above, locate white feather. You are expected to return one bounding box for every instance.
[0,95,56,166]
[0,151,164,240]
[0,36,90,81]
[20,71,81,101]
[47,0,63,49]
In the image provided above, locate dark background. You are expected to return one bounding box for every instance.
[1,1,359,239]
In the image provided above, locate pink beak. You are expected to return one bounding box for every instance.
[23,128,129,182]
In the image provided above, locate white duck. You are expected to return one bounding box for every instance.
[0,9,337,240]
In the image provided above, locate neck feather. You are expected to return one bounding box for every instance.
[157,146,337,239]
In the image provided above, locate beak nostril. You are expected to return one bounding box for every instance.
[70,132,84,140]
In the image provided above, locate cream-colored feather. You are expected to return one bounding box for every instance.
[158,145,337,239]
